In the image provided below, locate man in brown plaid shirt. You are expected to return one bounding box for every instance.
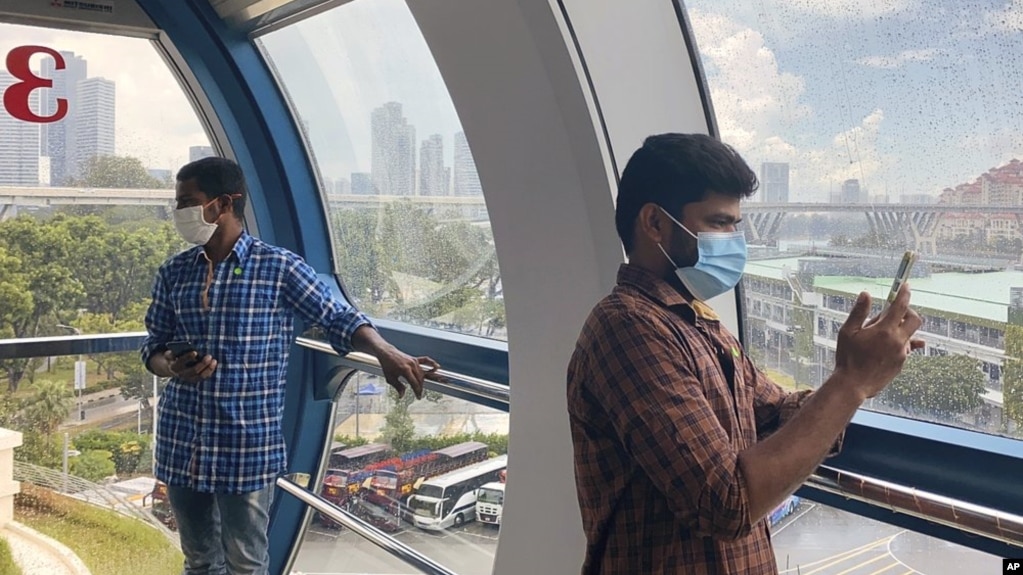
[567,134,923,574]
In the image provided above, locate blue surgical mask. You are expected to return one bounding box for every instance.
[656,206,747,301]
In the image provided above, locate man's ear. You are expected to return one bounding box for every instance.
[636,203,668,246]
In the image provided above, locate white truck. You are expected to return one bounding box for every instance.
[475,481,505,526]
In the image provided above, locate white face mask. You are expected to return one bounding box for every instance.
[173,198,220,245]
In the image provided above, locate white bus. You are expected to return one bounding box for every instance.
[475,481,505,525]
[409,454,508,530]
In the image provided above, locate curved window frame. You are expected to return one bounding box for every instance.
[669,0,1023,558]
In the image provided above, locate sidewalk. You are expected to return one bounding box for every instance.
[2,522,91,575]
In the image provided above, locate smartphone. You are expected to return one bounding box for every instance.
[886,250,918,307]
[166,340,199,366]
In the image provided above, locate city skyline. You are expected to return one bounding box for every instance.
[3,2,1023,201]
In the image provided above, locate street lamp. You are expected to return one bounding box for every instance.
[56,324,85,421]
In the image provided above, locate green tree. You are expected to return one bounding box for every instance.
[0,217,86,390]
[1003,324,1023,432]
[879,354,986,419]
[15,379,74,467]
[67,155,164,189]
[380,389,416,453]
[71,450,116,482]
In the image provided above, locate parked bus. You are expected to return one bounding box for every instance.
[355,441,490,531]
[327,443,391,470]
[409,455,508,530]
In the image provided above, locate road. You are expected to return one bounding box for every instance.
[60,389,145,430]
[290,501,1002,575]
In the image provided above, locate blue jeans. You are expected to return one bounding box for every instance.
[167,483,275,575]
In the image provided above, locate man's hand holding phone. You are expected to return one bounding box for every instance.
[164,341,217,383]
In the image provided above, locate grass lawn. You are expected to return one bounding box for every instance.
[14,484,181,575]
[0,537,20,575]
[763,368,808,391]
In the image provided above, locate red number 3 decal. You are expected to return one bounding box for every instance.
[3,46,68,124]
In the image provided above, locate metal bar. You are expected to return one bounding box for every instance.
[0,332,148,360]
[295,337,510,408]
[808,465,1023,548]
[275,476,458,575]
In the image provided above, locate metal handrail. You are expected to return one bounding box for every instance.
[807,465,1023,547]
[0,332,147,360]
[295,336,510,407]
[275,476,457,575]
[5,333,1023,550]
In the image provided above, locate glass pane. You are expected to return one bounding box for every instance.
[687,0,1023,439]
[0,21,213,574]
[291,373,508,575]
[771,496,1001,574]
[258,0,506,341]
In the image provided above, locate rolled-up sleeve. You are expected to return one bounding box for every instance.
[141,266,175,372]
[595,311,753,540]
[283,256,372,355]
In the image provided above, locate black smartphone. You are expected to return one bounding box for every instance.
[166,340,199,366]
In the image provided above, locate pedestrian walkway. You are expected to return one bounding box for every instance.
[2,521,91,575]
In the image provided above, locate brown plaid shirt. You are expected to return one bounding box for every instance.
[568,264,817,574]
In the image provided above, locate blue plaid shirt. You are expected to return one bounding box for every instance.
[141,231,371,493]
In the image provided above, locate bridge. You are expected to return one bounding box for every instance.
[0,186,488,221]
[742,202,1023,255]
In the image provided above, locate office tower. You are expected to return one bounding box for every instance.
[351,172,374,195]
[40,51,87,186]
[841,179,862,204]
[370,102,416,196]
[760,162,789,203]
[189,146,215,162]
[72,77,116,180]
[453,131,482,196]
[0,72,41,186]
[419,134,447,196]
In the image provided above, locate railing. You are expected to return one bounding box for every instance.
[13,460,176,541]
[294,336,510,407]
[275,476,457,575]
[3,332,1022,569]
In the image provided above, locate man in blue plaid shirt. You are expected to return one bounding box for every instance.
[142,157,438,575]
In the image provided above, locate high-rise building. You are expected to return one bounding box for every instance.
[370,102,416,196]
[419,134,447,196]
[841,179,863,204]
[453,131,482,197]
[72,77,116,179]
[760,162,789,203]
[0,72,41,186]
[40,51,87,186]
[351,172,374,195]
[189,146,215,162]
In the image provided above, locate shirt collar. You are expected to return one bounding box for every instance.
[193,230,254,265]
[616,263,720,321]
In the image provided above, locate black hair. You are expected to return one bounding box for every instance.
[615,133,758,253]
[176,157,247,219]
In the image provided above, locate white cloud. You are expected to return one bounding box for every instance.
[857,48,938,69]
[986,0,1023,31]
[778,0,916,19]
[0,23,210,174]
[690,9,894,201]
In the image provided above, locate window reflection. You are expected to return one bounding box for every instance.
[688,0,1023,439]
[258,0,506,341]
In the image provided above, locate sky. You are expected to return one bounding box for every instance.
[686,0,1023,202]
[2,0,1023,201]
[0,22,209,173]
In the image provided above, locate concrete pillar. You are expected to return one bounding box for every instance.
[0,429,23,528]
